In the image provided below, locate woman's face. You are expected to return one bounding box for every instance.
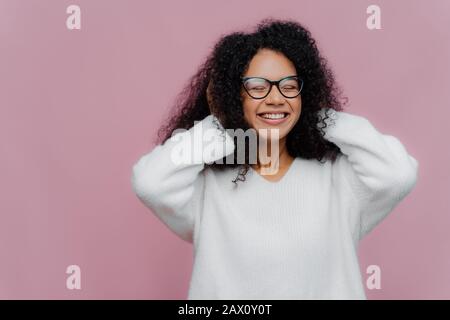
[241,49,302,142]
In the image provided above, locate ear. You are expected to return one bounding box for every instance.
[206,80,216,116]
[206,80,213,105]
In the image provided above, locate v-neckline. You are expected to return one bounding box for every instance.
[249,157,298,185]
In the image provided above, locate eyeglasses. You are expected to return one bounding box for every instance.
[241,75,303,99]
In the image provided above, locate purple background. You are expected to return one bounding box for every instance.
[0,0,448,299]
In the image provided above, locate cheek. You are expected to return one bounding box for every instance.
[242,100,259,121]
[294,96,302,110]
[292,99,302,119]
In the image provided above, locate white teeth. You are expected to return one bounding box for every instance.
[260,113,286,119]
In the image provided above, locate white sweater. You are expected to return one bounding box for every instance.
[130,108,419,300]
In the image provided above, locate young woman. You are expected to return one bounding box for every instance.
[131,18,419,299]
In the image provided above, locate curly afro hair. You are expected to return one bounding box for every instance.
[156,18,348,185]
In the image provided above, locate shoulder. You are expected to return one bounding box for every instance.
[327,153,358,192]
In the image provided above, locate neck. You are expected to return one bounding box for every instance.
[253,137,292,170]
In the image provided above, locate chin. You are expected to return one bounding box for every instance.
[257,129,288,141]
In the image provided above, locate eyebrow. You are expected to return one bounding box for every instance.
[241,75,298,81]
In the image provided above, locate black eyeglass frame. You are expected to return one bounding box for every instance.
[240,75,304,99]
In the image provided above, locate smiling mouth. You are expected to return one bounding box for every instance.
[256,112,290,124]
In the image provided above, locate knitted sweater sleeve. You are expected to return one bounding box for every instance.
[319,108,419,240]
[130,114,235,243]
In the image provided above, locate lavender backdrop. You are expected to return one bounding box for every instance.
[0,0,448,299]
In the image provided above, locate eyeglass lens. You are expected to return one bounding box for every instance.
[243,77,301,98]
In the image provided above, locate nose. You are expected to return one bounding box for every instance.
[265,84,285,105]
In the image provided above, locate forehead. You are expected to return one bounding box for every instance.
[244,49,297,80]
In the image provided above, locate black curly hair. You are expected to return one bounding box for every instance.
[156,18,348,185]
